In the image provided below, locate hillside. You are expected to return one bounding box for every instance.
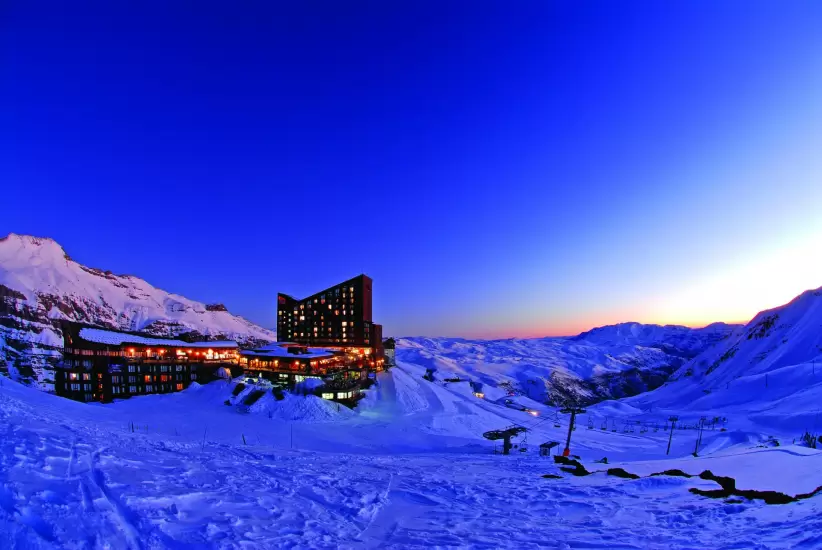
[2,354,822,548]
[399,321,737,406]
[0,234,275,388]
[623,286,822,430]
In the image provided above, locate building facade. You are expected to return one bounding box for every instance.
[239,342,383,403]
[276,274,384,358]
[246,274,388,404]
[56,322,239,403]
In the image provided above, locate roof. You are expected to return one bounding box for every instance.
[78,327,238,349]
[241,347,334,359]
[278,274,370,304]
[255,342,299,351]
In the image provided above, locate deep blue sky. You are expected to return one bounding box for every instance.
[3,2,822,337]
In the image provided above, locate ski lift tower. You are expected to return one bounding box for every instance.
[483,426,527,455]
[560,406,587,457]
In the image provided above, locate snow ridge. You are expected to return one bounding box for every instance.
[0,233,275,388]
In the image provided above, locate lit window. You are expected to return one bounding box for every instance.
[300,316,305,321]
[342,322,347,327]
[322,393,334,400]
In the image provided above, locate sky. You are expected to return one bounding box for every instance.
[3,2,822,338]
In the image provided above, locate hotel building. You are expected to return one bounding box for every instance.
[56,321,239,403]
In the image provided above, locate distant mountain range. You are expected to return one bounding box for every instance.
[0,233,275,389]
[398,322,740,406]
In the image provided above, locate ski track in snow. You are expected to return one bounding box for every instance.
[2,359,822,549]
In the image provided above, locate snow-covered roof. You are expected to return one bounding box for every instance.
[255,342,299,351]
[242,348,334,359]
[78,327,238,349]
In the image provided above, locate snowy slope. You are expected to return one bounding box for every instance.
[398,321,736,406]
[2,357,822,548]
[626,286,822,419]
[0,233,275,388]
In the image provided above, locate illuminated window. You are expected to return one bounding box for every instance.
[342,322,347,327]
[322,393,334,400]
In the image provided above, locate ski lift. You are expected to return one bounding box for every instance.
[519,427,529,452]
[587,418,594,430]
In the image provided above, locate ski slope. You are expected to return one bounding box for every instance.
[2,353,822,548]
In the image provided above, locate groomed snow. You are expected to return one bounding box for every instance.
[2,351,822,548]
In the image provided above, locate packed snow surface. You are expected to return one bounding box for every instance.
[2,348,822,548]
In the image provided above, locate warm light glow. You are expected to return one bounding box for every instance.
[652,230,822,326]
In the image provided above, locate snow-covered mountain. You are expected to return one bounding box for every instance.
[0,233,275,388]
[398,321,737,406]
[573,321,738,357]
[626,285,822,424]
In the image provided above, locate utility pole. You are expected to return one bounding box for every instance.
[694,417,706,455]
[666,415,679,456]
[560,406,587,457]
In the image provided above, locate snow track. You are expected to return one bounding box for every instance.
[2,365,822,548]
